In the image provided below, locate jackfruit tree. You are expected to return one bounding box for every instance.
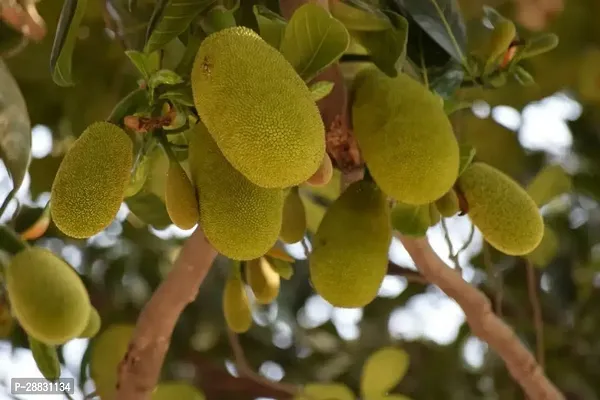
[5,0,600,399]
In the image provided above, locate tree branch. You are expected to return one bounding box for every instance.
[115,227,218,400]
[398,235,563,400]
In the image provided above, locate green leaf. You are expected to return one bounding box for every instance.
[391,203,430,237]
[145,0,216,53]
[513,66,535,86]
[309,81,335,101]
[352,11,408,77]
[50,0,89,87]
[175,32,205,76]
[526,225,558,268]
[482,5,508,26]
[125,50,160,81]
[159,86,195,107]
[361,347,410,398]
[444,97,472,115]
[125,191,172,229]
[107,88,150,126]
[148,69,184,92]
[28,336,61,381]
[526,164,572,207]
[518,33,559,60]
[458,143,476,176]
[0,60,31,216]
[253,5,287,49]
[124,150,153,198]
[280,3,350,81]
[295,383,354,400]
[330,0,391,31]
[198,5,237,35]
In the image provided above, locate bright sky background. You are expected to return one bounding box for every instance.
[0,91,583,399]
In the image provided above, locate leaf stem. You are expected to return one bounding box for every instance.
[0,225,28,255]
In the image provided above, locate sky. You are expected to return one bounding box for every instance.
[0,91,583,399]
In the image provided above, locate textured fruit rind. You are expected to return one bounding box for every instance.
[458,162,544,255]
[165,160,199,230]
[223,276,252,333]
[51,121,133,238]
[189,123,284,260]
[280,188,307,244]
[435,190,460,217]
[309,180,391,308]
[352,67,459,205]
[245,258,280,304]
[6,248,91,345]
[79,307,101,338]
[191,26,325,188]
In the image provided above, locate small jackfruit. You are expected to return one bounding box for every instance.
[280,187,306,244]
[435,190,460,217]
[352,67,459,205]
[51,121,133,238]
[191,26,325,188]
[79,307,101,338]
[245,258,280,304]
[457,162,543,255]
[361,347,410,398]
[306,153,333,187]
[6,247,91,345]
[310,180,391,308]
[152,382,205,400]
[165,159,199,230]
[189,123,284,260]
[391,203,430,237]
[223,275,252,333]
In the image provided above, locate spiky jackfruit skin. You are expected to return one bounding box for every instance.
[435,190,460,217]
[191,27,325,188]
[309,180,391,308]
[458,162,544,255]
[6,248,91,345]
[165,160,199,230]
[51,121,133,238]
[280,187,306,244]
[245,258,280,304]
[152,382,205,400]
[352,67,459,205]
[79,307,101,338]
[223,276,252,333]
[188,124,284,260]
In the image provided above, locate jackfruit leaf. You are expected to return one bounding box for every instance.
[329,0,391,31]
[513,66,535,86]
[352,11,408,77]
[107,88,149,126]
[458,143,476,176]
[361,347,410,398]
[124,50,160,81]
[18,205,51,241]
[518,33,559,60]
[482,6,507,26]
[145,0,216,53]
[159,86,195,107]
[0,60,31,215]
[391,203,429,237]
[125,151,152,198]
[294,383,354,400]
[148,70,184,92]
[526,164,572,207]
[269,257,294,280]
[28,336,60,381]
[430,63,464,99]
[125,190,172,229]
[310,81,335,101]
[50,0,88,87]
[281,3,350,82]
[266,245,295,262]
[253,5,287,49]
[526,225,558,268]
[175,33,205,76]
[443,97,472,115]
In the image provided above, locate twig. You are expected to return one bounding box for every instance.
[526,259,545,370]
[115,227,218,400]
[483,243,503,317]
[398,235,563,400]
[226,329,299,396]
[387,262,429,285]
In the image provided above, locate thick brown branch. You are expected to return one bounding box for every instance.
[115,227,218,400]
[398,235,563,400]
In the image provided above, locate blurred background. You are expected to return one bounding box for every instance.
[2,0,600,399]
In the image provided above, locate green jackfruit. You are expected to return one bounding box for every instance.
[189,123,284,260]
[223,275,252,333]
[245,258,280,304]
[352,67,459,205]
[165,159,199,230]
[306,153,333,187]
[51,121,133,238]
[429,203,441,226]
[152,382,205,400]
[457,162,543,255]
[310,180,391,308]
[435,190,460,217]
[280,187,306,244]
[79,307,101,338]
[6,247,91,345]
[391,203,430,237]
[191,26,325,188]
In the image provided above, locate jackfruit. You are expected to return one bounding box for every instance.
[79,307,101,338]
[429,203,441,226]
[280,187,306,244]
[223,274,252,333]
[391,203,430,237]
[310,180,391,308]
[352,67,459,205]
[90,324,135,400]
[50,121,133,238]
[245,258,280,304]
[165,159,199,230]
[191,26,325,188]
[457,162,543,255]
[435,190,460,217]
[6,247,91,345]
[152,382,205,400]
[306,153,333,187]
[188,123,284,260]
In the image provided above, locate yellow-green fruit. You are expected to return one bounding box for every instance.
[79,307,101,338]
[352,67,459,205]
[435,190,460,217]
[191,26,325,188]
[189,124,284,260]
[223,276,252,333]
[306,153,333,187]
[457,162,543,255]
[152,382,205,400]
[280,187,306,244]
[391,203,430,237]
[165,160,199,230]
[245,258,280,304]
[428,203,441,226]
[51,121,133,238]
[310,180,391,308]
[487,20,517,64]
[90,324,134,400]
[6,248,91,345]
